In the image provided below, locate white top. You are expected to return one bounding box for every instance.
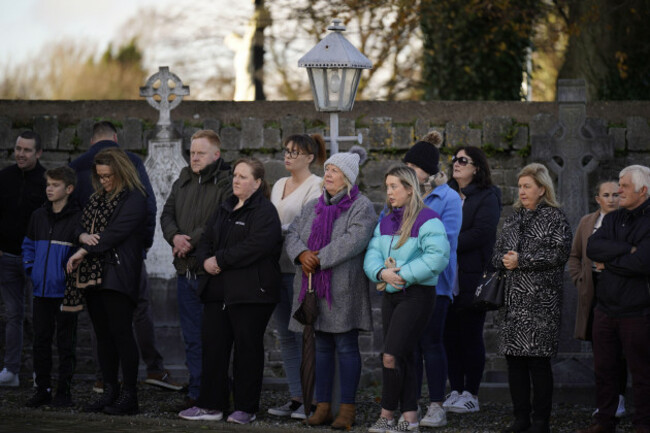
[271,174,323,273]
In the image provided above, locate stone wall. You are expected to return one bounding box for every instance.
[1,100,649,390]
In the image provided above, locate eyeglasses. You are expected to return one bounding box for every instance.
[452,156,474,166]
[98,173,114,181]
[283,149,306,159]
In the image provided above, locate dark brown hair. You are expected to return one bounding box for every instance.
[46,166,77,188]
[283,134,327,165]
[233,157,270,198]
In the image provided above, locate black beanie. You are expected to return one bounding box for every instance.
[403,131,442,175]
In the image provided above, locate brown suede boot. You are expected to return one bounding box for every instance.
[331,403,356,430]
[305,402,333,426]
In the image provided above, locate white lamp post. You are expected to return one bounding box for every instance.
[298,19,372,154]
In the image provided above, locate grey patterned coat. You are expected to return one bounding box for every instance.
[285,189,377,334]
[492,204,572,357]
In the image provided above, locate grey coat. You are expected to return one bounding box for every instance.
[285,190,377,334]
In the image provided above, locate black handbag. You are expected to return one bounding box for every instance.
[473,270,506,311]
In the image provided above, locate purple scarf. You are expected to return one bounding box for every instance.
[299,185,360,308]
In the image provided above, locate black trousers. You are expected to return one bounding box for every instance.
[506,355,553,422]
[86,289,139,389]
[381,285,435,412]
[32,296,78,393]
[198,302,275,413]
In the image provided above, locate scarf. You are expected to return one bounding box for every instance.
[299,185,360,308]
[62,189,126,311]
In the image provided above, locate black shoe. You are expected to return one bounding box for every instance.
[104,387,138,415]
[26,388,52,408]
[503,418,531,433]
[52,392,74,408]
[83,382,120,412]
[528,419,550,433]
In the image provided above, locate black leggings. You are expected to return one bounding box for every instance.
[86,289,139,389]
[506,355,553,422]
[381,285,435,412]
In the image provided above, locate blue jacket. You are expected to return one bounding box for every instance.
[364,207,450,293]
[69,140,156,250]
[22,201,80,298]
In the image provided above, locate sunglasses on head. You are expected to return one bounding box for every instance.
[452,156,473,166]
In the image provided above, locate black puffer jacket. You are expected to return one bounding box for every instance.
[587,198,650,317]
[196,189,282,305]
[449,179,502,308]
[81,189,147,304]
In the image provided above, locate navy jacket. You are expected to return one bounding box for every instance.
[69,140,156,250]
[449,179,502,308]
[196,189,282,305]
[80,189,148,304]
[587,198,650,317]
[0,162,47,255]
[22,201,80,298]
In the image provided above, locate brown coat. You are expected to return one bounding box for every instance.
[568,211,599,340]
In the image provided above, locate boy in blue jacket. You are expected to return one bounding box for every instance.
[22,166,80,408]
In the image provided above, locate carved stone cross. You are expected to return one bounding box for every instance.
[531,79,614,229]
[140,67,189,138]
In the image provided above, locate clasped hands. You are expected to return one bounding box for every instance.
[502,250,519,270]
[298,250,320,275]
[173,234,192,258]
[381,267,405,290]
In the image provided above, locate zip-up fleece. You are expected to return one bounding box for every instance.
[161,158,232,276]
[364,207,450,293]
[22,201,81,298]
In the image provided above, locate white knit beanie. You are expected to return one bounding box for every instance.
[323,146,367,184]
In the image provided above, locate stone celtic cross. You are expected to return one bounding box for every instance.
[140,66,189,138]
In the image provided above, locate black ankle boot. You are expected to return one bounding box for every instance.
[528,419,550,433]
[502,417,531,433]
[83,382,120,412]
[104,386,138,415]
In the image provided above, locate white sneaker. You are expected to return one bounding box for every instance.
[368,416,396,433]
[420,403,447,427]
[290,404,315,420]
[0,368,19,387]
[442,391,460,411]
[268,399,301,417]
[446,390,479,413]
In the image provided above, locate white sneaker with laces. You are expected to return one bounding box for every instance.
[446,390,479,413]
[0,368,18,387]
[268,399,301,417]
[290,403,315,420]
[442,390,460,411]
[420,403,447,427]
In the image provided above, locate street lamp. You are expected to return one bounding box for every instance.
[299,19,372,154]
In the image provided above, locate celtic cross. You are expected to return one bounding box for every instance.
[140,67,189,137]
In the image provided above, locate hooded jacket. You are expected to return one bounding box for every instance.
[161,158,232,276]
[587,197,650,317]
[22,200,80,298]
[0,162,47,255]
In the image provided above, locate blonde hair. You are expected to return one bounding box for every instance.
[513,163,560,209]
[385,165,426,249]
[92,147,145,200]
[191,129,221,148]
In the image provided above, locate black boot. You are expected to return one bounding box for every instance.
[104,386,138,415]
[528,419,550,433]
[26,387,52,408]
[502,417,531,433]
[83,382,120,412]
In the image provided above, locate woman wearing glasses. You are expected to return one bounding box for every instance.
[443,147,501,414]
[267,134,326,419]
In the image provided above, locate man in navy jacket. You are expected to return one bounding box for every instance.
[69,121,180,391]
[581,165,650,433]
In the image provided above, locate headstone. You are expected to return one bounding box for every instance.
[531,79,614,229]
[140,66,189,140]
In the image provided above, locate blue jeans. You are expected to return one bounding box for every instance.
[0,254,26,373]
[415,295,450,402]
[271,273,303,398]
[177,275,203,399]
[315,329,361,404]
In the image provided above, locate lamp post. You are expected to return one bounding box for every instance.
[299,19,372,154]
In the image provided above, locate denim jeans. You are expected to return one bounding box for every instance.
[271,273,303,398]
[177,275,203,399]
[415,295,450,402]
[315,329,361,404]
[0,253,26,373]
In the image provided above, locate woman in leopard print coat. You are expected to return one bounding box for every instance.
[491,163,572,433]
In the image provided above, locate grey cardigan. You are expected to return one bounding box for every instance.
[285,189,377,334]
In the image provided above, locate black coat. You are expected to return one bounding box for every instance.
[196,189,282,305]
[449,179,502,307]
[81,189,147,303]
[587,198,650,317]
[0,162,47,255]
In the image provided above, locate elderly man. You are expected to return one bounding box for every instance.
[160,129,231,408]
[0,131,47,387]
[580,165,650,433]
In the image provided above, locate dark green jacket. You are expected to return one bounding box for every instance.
[160,158,231,276]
